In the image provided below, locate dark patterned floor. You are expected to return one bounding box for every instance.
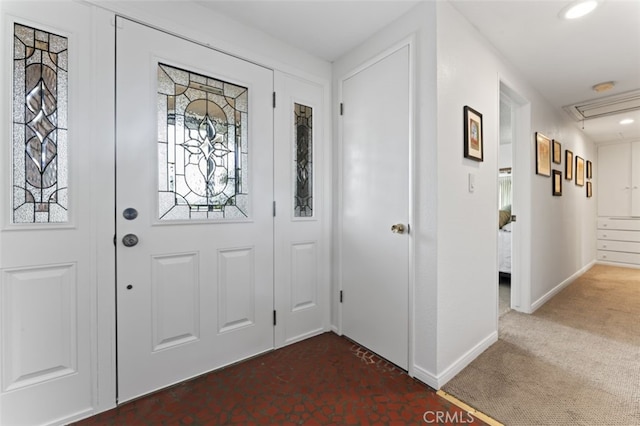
[74,332,487,425]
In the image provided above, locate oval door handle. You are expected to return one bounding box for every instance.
[391,224,406,234]
[122,234,139,247]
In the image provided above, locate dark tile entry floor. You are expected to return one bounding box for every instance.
[74,332,487,425]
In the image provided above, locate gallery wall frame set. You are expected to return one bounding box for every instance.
[463,106,483,162]
[535,132,594,198]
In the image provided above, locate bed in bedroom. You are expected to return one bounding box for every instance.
[499,207,512,276]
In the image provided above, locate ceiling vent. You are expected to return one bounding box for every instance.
[563,89,640,121]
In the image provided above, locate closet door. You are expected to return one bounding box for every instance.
[631,142,640,216]
[598,143,631,217]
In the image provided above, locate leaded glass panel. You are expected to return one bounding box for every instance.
[158,63,249,220]
[294,103,313,217]
[12,24,68,223]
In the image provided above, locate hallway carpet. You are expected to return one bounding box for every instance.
[74,332,488,425]
[443,264,640,425]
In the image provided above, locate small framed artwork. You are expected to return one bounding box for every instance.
[586,181,593,198]
[552,170,562,196]
[565,150,573,180]
[535,132,551,176]
[575,156,585,186]
[586,160,592,179]
[552,140,562,164]
[463,106,483,161]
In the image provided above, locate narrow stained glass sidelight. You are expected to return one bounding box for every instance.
[158,63,249,220]
[294,103,313,217]
[13,23,68,223]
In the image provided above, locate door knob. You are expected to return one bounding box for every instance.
[122,234,139,247]
[391,224,406,234]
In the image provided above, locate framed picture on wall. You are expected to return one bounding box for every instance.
[586,181,593,198]
[553,170,562,196]
[565,150,573,180]
[586,160,593,179]
[576,156,585,186]
[552,140,562,164]
[535,133,551,176]
[463,106,483,161]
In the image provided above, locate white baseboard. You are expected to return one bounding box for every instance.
[596,260,640,270]
[412,331,498,390]
[530,260,595,313]
[412,364,439,389]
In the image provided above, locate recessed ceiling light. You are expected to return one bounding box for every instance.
[620,118,635,125]
[592,81,615,93]
[560,0,598,20]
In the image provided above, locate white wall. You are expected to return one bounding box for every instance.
[435,1,597,383]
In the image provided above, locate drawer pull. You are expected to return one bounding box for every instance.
[603,234,607,237]
[603,245,607,248]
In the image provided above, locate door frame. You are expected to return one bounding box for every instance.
[336,36,416,375]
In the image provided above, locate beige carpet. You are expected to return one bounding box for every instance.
[443,264,640,425]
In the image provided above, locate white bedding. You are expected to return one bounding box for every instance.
[498,222,512,274]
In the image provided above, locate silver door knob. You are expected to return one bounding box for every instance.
[122,234,139,247]
[391,224,406,234]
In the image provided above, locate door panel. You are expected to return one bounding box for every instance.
[340,46,410,369]
[116,18,274,402]
[274,73,327,347]
[0,3,96,424]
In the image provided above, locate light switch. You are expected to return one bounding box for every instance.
[468,173,475,193]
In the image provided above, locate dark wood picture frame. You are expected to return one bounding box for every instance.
[576,156,585,186]
[565,150,573,180]
[535,132,551,176]
[552,140,562,164]
[586,160,592,179]
[586,181,593,198]
[463,106,483,162]
[552,170,562,196]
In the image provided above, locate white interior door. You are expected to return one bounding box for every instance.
[340,45,410,369]
[116,18,274,402]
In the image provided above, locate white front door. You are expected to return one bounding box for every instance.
[340,45,411,369]
[116,18,274,402]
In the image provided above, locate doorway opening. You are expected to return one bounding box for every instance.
[498,81,531,317]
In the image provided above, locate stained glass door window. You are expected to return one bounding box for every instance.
[158,63,249,220]
[12,24,68,223]
[294,103,312,217]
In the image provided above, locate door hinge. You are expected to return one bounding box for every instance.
[273,310,277,326]
[113,234,116,246]
[273,92,276,108]
[340,290,343,303]
[340,103,344,116]
[511,215,517,222]
[273,201,276,217]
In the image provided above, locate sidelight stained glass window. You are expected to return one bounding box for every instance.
[13,24,68,223]
[158,63,249,220]
[294,103,313,217]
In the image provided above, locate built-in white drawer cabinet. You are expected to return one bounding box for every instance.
[597,217,640,267]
